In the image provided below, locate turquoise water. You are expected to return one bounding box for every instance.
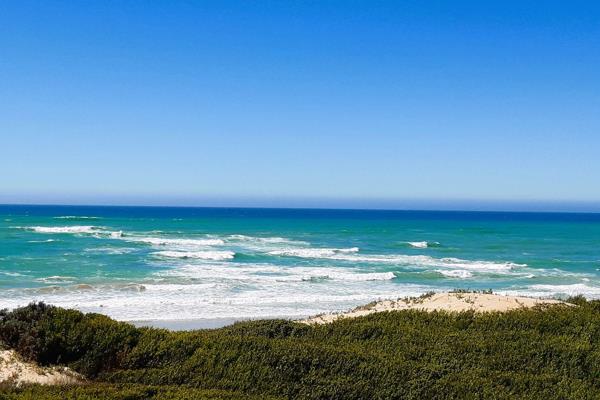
[1,205,600,321]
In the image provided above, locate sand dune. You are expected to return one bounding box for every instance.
[0,350,81,386]
[302,292,569,324]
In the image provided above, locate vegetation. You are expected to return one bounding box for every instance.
[0,384,278,400]
[449,288,494,294]
[2,297,600,399]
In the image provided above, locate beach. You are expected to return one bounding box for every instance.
[2,205,600,325]
[128,292,570,330]
[302,291,568,324]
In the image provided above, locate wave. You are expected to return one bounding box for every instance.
[153,250,235,261]
[300,269,395,282]
[54,216,101,220]
[156,263,396,284]
[407,241,428,248]
[23,225,127,240]
[125,236,225,247]
[431,257,523,272]
[227,234,308,245]
[525,284,600,298]
[27,239,57,243]
[268,247,359,258]
[35,276,76,284]
[0,271,27,277]
[267,247,520,272]
[25,282,147,295]
[406,241,440,249]
[0,282,430,321]
[436,269,473,279]
[27,226,101,234]
[84,247,137,255]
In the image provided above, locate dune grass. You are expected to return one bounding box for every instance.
[1,296,598,399]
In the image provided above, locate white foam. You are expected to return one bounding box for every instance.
[308,269,395,282]
[84,247,136,255]
[407,241,429,248]
[267,248,520,273]
[26,225,123,239]
[435,257,523,272]
[527,284,600,297]
[0,271,27,277]
[54,216,100,220]
[436,269,473,279]
[35,276,76,284]
[27,239,57,243]
[268,247,359,258]
[153,250,235,261]
[499,284,600,300]
[228,234,307,245]
[0,280,432,321]
[27,226,100,234]
[125,236,225,247]
[156,261,396,285]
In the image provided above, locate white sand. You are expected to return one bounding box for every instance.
[302,292,568,324]
[0,349,82,386]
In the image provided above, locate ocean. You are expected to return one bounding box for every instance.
[1,205,599,322]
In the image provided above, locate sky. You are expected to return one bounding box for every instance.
[1,1,599,210]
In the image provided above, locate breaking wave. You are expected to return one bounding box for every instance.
[267,247,520,272]
[436,269,473,279]
[27,226,101,234]
[54,216,101,220]
[125,236,225,247]
[35,275,76,284]
[153,250,235,261]
[406,241,440,248]
[521,284,600,298]
[268,247,359,258]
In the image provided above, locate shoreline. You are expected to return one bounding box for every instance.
[131,316,283,330]
[131,291,569,330]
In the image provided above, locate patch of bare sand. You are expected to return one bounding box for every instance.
[302,292,569,324]
[0,349,82,386]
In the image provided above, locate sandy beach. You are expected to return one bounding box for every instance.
[132,316,261,330]
[302,292,568,324]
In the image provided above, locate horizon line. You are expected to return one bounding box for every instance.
[2,201,599,215]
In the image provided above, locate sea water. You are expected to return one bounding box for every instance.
[1,205,599,321]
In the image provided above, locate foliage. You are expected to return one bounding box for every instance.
[3,299,600,399]
[0,303,139,376]
[0,384,277,400]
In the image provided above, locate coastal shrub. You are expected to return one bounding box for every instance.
[0,384,279,400]
[3,300,600,399]
[0,303,139,376]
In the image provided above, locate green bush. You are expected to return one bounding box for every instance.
[0,303,139,376]
[2,300,600,399]
[0,384,278,400]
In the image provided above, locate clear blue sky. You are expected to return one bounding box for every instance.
[1,1,599,210]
